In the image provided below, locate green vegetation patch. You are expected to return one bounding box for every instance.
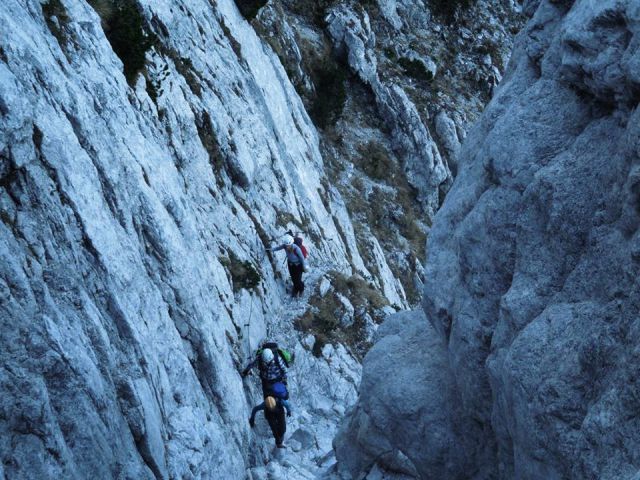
[88,0,157,85]
[287,0,337,28]
[42,0,72,51]
[309,59,348,129]
[234,0,268,21]
[220,251,261,292]
[276,211,300,230]
[275,211,311,232]
[429,0,475,22]
[398,57,434,82]
[173,55,202,97]
[357,141,394,180]
[220,18,243,59]
[329,272,388,310]
[475,39,502,70]
[367,185,427,304]
[196,111,226,188]
[342,147,429,305]
[347,142,427,260]
[294,271,388,359]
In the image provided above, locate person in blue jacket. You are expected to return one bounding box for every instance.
[270,235,306,297]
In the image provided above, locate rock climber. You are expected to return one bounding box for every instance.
[269,235,306,297]
[241,345,289,398]
[249,395,290,448]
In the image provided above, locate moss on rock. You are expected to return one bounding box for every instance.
[88,0,157,85]
[220,251,261,292]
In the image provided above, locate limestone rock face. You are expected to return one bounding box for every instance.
[251,0,523,305]
[435,111,462,173]
[0,0,378,477]
[4,0,523,475]
[326,4,449,215]
[336,1,640,478]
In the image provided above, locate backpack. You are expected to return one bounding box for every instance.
[293,236,308,259]
[270,382,288,400]
[259,342,295,367]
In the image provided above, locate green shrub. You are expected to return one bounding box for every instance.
[276,211,303,230]
[234,0,268,21]
[310,60,348,129]
[475,39,502,70]
[219,18,243,59]
[429,0,475,22]
[346,176,427,305]
[220,252,261,292]
[357,141,394,180]
[196,111,226,188]
[398,57,433,82]
[383,47,396,60]
[42,0,71,49]
[328,272,388,310]
[279,214,296,229]
[87,0,113,19]
[287,0,336,28]
[88,0,157,85]
[145,76,159,103]
[357,0,378,13]
[174,55,202,96]
[294,270,389,358]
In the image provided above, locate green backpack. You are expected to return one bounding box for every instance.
[259,342,294,367]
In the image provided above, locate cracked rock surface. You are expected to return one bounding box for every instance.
[0,0,523,478]
[0,0,388,477]
[336,1,640,479]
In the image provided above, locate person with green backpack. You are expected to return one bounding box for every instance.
[242,342,295,447]
[241,342,294,398]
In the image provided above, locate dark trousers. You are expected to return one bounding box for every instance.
[287,262,304,296]
[265,407,286,445]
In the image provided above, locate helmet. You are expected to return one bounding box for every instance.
[261,348,274,364]
[284,235,294,246]
[265,396,277,411]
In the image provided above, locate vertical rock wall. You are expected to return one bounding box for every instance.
[0,0,396,477]
[336,1,640,478]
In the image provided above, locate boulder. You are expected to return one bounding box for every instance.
[334,310,464,479]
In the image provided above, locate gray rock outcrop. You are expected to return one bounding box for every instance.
[434,111,462,173]
[250,0,523,305]
[1,0,523,475]
[326,4,450,215]
[335,310,463,479]
[336,0,640,478]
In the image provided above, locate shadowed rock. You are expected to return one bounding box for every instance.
[336,1,640,478]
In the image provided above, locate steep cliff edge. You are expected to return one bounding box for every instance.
[336,0,640,478]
